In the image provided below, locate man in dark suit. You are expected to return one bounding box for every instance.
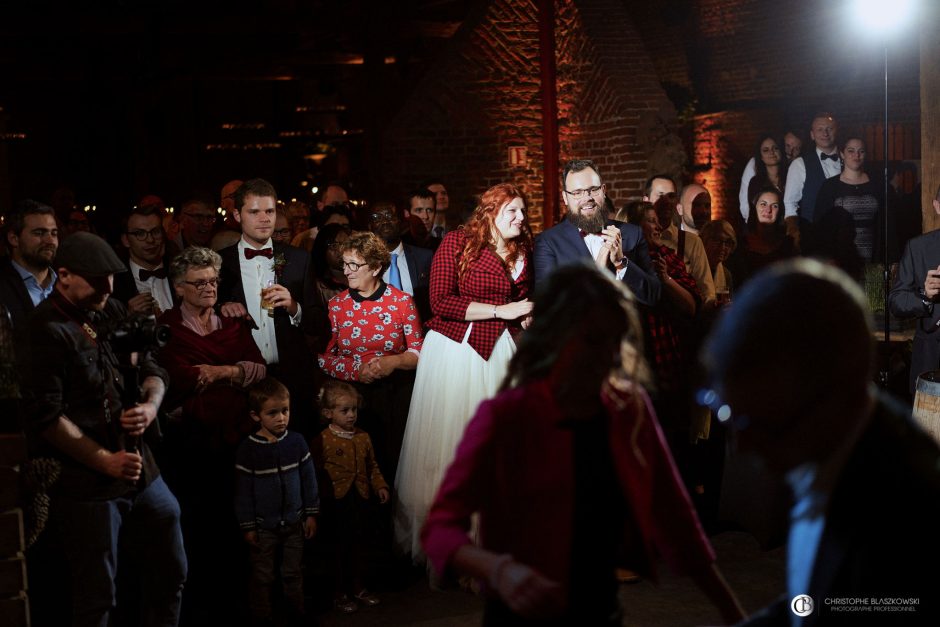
[703,259,940,625]
[1,200,58,336]
[369,201,433,325]
[112,203,178,316]
[534,158,660,307]
[217,178,317,435]
[402,187,442,252]
[890,184,940,396]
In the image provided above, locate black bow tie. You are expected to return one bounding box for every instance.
[820,152,840,162]
[244,247,273,260]
[138,267,167,281]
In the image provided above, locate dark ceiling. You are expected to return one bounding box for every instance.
[0,0,478,209]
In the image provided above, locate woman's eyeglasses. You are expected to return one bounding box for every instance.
[342,261,367,272]
[182,277,220,291]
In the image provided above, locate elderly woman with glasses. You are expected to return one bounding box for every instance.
[156,246,268,615]
[318,231,423,477]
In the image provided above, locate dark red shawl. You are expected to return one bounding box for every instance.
[157,306,265,447]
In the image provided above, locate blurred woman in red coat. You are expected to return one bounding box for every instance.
[422,264,745,626]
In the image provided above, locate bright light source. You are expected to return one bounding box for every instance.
[851,0,916,34]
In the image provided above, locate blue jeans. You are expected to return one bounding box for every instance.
[57,475,188,627]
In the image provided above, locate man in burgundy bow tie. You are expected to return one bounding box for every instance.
[534,159,661,308]
[217,178,318,436]
[114,203,176,315]
[783,112,841,253]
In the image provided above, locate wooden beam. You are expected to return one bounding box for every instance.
[922,0,939,233]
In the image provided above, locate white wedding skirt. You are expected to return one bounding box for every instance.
[393,327,516,560]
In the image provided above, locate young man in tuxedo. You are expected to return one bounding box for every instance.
[217,178,317,435]
[113,204,177,316]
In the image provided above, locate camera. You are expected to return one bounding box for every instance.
[100,314,171,354]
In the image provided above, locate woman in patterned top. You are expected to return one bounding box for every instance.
[318,231,423,481]
[814,136,888,281]
[394,182,534,563]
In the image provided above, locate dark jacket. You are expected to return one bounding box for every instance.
[534,218,661,307]
[22,290,168,499]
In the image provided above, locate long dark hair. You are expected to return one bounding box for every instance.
[500,262,650,392]
[752,134,786,191]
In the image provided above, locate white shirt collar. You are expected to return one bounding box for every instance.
[238,236,273,251]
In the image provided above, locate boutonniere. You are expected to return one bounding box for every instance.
[272,253,288,281]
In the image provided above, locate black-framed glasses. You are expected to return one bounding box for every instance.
[342,260,367,272]
[181,277,220,291]
[369,210,395,222]
[273,228,292,238]
[564,185,604,199]
[182,212,216,224]
[126,227,164,241]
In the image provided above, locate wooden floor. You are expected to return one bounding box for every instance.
[316,531,785,627]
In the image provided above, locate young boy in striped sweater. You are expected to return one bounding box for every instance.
[235,377,319,626]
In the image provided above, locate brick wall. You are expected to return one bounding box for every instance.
[381,0,679,231]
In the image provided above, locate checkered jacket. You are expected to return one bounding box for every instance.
[643,243,700,393]
[426,229,532,360]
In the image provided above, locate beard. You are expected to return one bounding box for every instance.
[21,246,56,269]
[566,202,607,234]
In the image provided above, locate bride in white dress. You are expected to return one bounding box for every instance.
[394,183,534,560]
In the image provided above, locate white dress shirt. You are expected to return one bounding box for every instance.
[783,148,842,218]
[128,259,174,314]
[236,238,302,365]
[738,157,757,222]
[381,242,414,296]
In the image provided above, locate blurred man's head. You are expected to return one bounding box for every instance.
[177,197,216,247]
[317,184,348,212]
[678,183,711,232]
[702,259,873,471]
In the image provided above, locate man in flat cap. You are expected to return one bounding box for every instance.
[22,231,187,626]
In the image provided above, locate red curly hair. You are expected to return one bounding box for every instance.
[457,183,533,279]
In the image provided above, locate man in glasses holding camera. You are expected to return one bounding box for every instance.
[22,231,186,627]
[534,158,660,307]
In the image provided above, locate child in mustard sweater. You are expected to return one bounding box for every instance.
[311,380,389,614]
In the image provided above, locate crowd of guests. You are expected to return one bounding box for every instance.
[0,108,932,626]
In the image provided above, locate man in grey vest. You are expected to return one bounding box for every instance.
[783,113,841,253]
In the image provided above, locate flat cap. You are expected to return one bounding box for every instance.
[55,232,127,277]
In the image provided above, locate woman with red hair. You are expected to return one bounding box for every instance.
[394,183,534,561]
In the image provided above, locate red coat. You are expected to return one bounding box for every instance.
[157,306,265,447]
[426,229,531,360]
[422,379,716,602]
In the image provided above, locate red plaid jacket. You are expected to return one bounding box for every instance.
[644,243,700,393]
[426,229,532,360]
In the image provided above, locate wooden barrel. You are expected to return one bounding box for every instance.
[912,370,940,444]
